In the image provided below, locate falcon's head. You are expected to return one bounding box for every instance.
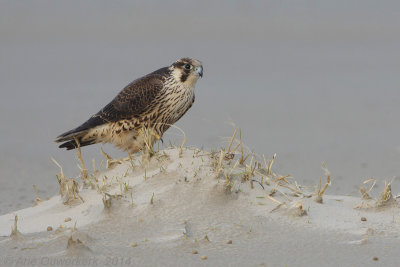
[170,58,203,88]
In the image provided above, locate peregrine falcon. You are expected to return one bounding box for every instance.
[55,58,203,153]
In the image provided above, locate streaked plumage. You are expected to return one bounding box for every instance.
[55,58,203,153]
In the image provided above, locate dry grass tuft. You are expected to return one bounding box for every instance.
[138,123,187,159]
[224,128,237,162]
[102,193,112,209]
[360,187,371,200]
[266,153,276,176]
[102,192,123,209]
[32,184,42,206]
[355,179,397,209]
[376,181,395,207]
[290,201,308,217]
[242,156,258,189]
[360,178,376,200]
[314,163,331,203]
[215,128,316,218]
[150,192,155,205]
[227,128,237,154]
[179,134,186,158]
[158,123,186,158]
[10,215,22,238]
[213,128,314,208]
[216,150,225,177]
[74,137,88,181]
[101,148,122,169]
[238,129,250,165]
[140,127,158,159]
[52,158,84,205]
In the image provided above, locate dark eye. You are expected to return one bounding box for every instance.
[184,64,191,70]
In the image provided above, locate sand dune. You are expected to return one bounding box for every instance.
[1,146,399,266]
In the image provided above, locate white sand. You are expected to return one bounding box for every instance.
[1,147,399,266]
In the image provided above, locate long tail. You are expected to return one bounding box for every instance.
[56,135,97,150]
[55,116,106,150]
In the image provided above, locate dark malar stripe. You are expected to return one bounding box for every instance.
[180,73,188,83]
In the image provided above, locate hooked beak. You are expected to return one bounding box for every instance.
[195,66,203,78]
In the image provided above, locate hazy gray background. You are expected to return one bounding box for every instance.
[1,0,400,214]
